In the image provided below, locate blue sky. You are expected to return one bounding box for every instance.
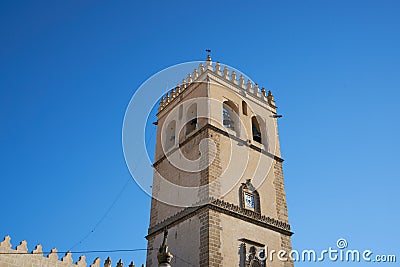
[0,0,399,266]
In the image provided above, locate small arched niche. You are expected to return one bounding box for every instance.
[164,120,176,150]
[185,103,198,135]
[242,101,248,116]
[251,116,262,144]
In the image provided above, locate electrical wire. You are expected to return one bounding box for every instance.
[174,254,196,267]
[68,177,131,251]
[68,123,157,250]
[0,248,149,255]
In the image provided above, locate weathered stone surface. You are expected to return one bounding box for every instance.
[148,59,294,267]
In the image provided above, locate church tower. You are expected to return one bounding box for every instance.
[146,56,294,267]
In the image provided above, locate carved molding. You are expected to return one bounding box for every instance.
[147,198,292,239]
[153,123,283,168]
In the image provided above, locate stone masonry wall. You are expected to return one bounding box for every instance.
[199,209,222,267]
[273,161,289,224]
[273,161,294,267]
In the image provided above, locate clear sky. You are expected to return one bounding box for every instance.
[0,0,399,266]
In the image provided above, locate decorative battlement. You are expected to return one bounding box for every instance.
[0,236,142,267]
[158,57,277,113]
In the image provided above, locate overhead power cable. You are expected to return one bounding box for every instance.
[68,123,158,250]
[0,248,149,255]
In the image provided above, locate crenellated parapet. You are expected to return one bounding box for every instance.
[158,57,277,113]
[0,236,143,267]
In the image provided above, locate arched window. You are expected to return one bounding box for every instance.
[186,103,197,135]
[251,116,262,144]
[223,103,235,130]
[222,100,238,132]
[165,120,176,150]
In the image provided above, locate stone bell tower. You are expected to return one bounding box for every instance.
[146,56,294,267]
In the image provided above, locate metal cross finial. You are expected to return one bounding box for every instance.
[205,49,212,61]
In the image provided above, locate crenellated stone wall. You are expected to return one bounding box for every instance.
[0,236,142,267]
[158,57,277,113]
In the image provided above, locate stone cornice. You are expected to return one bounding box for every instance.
[146,198,293,240]
[209,198,292,235]
[238,238,265,248]
[153,123,283,168]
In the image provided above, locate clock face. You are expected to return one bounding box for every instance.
[245,193,255,208]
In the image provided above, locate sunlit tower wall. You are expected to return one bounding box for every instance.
[146,57,293,267]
